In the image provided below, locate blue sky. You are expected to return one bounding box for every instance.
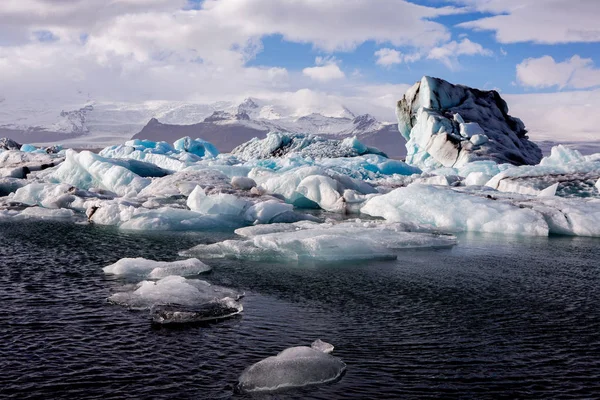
[246,1,600,95]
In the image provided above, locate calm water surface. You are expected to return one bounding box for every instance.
[0,220,599,399]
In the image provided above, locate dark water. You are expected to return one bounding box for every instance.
[1,221,599,399]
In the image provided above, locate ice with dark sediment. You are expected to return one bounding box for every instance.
[238,340,346,393]
[397,76,542,169]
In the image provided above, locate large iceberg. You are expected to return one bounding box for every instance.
[397,76,542,169]
[238,340,346,393]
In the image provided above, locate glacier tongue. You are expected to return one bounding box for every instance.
[397,76,542,169]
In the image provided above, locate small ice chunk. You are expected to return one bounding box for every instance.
[460,122,485,138]
[186,185,249,216]
[243,200,294,224]
[103,257,211,278]
[595,178,600,192]
[231,176,256,190]
[538,183,559,198]
[464,171,491,186]
[311,339,334,354]
[238,344,346,393]
[470,134,489,146]
[296,175,345,212]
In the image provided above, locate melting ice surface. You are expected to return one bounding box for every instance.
[182,220,457,262]
[103,257,211,279]
[238,340,346,393]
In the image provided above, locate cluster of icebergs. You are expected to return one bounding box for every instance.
[1,76,599,393]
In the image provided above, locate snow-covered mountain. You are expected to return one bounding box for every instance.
[131,98,403,156]
[0,96,404,156]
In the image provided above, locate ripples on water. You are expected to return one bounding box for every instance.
[0,221,599,399]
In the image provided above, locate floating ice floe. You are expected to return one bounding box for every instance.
[238,340,346,393]
[397,76,542,169]
[108,275,243,316]
[361,184,600,237]
[103,257,211,279]
[182,220,457,262]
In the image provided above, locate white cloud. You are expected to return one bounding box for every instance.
[516,55,600,89]
[427,38,492,69]
[0,0,469,105]
[302,57,345,82]
[375,48,403,67]
[456,0,600,44]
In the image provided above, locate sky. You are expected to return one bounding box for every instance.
[1,0,599,140]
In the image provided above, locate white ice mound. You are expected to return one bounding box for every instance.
[103,257,211,279]
[107,275,242,310]
[397,76,542,169]
[361,184,549,236]
[182,220,457,262]
[231,132,385,160]
[238,341,346,393]
[49,150,151,197]
[362,184,600,237]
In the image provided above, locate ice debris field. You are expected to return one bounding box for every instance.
[1,76,599,392]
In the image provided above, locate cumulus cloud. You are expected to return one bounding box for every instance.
[375,48,403,67]
[455,0,600,44]
[302,57,345,82]
[427,38,492,69]
[516,55,600,89]
[0,0,469,104]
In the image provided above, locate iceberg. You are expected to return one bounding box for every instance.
[232,132,385,160]
[103,257,211,279]
[486,145,600,198]
[49,150,151,197]
[397,76,542,169]
[238,340,346,393]
[361,184,549,236]
[362,184,600,237]
[0,150,63,179]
